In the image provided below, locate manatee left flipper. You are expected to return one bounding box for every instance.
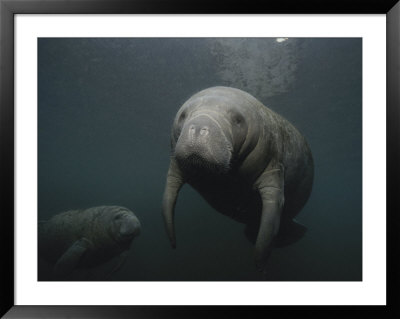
[54,238,92,278]
[254,165,285,271]
[246,218,307,248]
[104,250,130,279]
[86,250,130,281]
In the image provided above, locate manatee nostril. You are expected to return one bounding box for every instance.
[188,125,196,141]
[200,127,209,136]
[119,220,141,238]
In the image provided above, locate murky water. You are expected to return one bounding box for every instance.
[38,38,362,281]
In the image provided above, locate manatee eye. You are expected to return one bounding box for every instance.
[179,111,187,122]
[232,113,245,126]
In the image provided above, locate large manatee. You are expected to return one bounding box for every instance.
[162,86,314,270]
[38,205,141,279]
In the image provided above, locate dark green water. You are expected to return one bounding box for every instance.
[38,38,362,281]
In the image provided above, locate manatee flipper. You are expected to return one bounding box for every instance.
[162,159,184,249]
[254,166,284,271]
[104,250,130,279]
[275,219,307,247]
[85,250,130,281]
[54,238,92,278]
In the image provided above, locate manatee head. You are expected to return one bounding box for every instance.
[172,87,249,176]
[107,206,141,243]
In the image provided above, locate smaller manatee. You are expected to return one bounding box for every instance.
[38,205,141,279]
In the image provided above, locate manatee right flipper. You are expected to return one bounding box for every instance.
[162,159,184,249]
[54,238,92,278]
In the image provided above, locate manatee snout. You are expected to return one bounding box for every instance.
[114,211,141,241]
[174,115,232,174]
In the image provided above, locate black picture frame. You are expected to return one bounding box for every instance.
[1,0,399,318]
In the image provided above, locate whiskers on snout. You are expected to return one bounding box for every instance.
[174,152,231,177]
[173,114,234,177]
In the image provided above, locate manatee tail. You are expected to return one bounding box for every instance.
[244,222,258,245]
[275,219,307,247]
[244,218,307,247]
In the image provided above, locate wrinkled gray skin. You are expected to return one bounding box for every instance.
[38,206,141,278]
[162,86,314,271]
